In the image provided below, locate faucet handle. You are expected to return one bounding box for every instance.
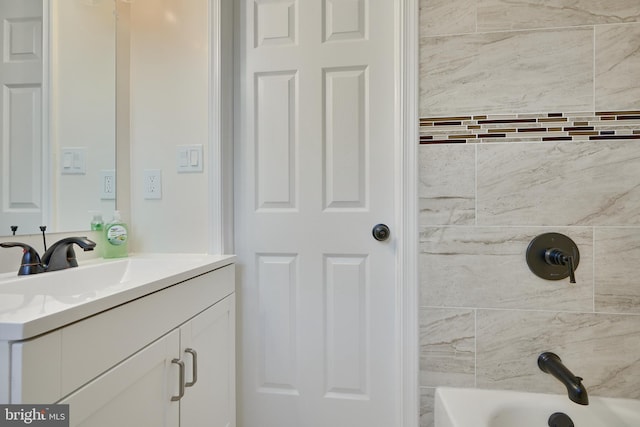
[526,233,580,284]
[544,249,576,283]
[0,242,45,275]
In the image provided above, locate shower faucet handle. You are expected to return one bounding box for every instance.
[544,249,576,283]
[526,233,580,284]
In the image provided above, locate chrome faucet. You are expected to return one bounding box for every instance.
[538,352,589,405]
[1,237,96,275]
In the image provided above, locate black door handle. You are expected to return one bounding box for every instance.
[372,224,390,241]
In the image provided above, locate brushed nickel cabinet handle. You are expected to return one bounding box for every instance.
[185,348,198,387]
[171,358,185,401]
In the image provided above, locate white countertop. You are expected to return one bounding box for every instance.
[0,253,235,341]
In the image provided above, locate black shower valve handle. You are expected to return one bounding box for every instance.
[527,233,580,284]
[566,255,576,284]
[544,248,576,284]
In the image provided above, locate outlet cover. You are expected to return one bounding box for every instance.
[100,170,116,200]
[143,169,162,200]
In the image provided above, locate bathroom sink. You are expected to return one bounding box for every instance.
[0,253,235,341]
[435,387,640,427]
[0,258,129,296]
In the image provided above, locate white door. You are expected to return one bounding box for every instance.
[236,1,398,426]
[0,0,44,235]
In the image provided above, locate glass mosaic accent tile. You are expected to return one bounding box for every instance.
[419,110,640,144]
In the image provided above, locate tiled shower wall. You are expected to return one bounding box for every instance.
[418,1,640,426]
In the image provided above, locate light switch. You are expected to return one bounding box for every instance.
[189,149,199,166]
[63,152,73,169]
[61,148,87,175]
[176,144,203,173]
[178,149,189,167]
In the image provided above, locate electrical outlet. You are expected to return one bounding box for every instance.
[143,169,162,200]
[101,170,116,200]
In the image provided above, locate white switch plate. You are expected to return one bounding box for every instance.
[176,144,203,173]
[61,148,87,175]
[100,169,116,200]
[143,169,162,199]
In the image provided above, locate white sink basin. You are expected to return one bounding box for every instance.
[0,258,130,296]
[435,387,640,427]
[0,253,235,341]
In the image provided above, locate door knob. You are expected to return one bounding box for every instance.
[372,224,390,241]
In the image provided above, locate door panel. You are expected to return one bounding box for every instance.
[237,1,397,426]
[323,66,367,210]
[0,0,44,233]
[324,254,369,398]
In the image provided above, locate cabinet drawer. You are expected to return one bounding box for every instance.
[10,331,62,403]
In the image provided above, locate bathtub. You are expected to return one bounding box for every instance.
[435,387,640,427]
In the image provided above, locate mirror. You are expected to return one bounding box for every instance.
[0,0,116,237]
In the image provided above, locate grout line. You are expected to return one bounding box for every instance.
[474,144,478,227]
[592,227,596,313]
[420,305,640,317]
[474,308,477,388]
[593,26,597,111]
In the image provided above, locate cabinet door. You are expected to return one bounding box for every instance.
[59,329,181,427]
[180,294,235,427]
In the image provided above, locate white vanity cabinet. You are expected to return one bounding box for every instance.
[3,261,235,427]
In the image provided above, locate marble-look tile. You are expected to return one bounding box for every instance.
[420,227,593,310]
[420,28,593,116]
[595,23,640,111]
[476,310,640,399]
[595,228,640,314]
[477,0,640,32]
[419,144,475,226]
[420,308,475,387]
[420,0,476,37]
[420,387,436,427]
[477,140,640,226]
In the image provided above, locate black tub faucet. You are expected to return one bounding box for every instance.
[538,352,589,405]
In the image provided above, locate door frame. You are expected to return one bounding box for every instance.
[219,0,420,425]
[396,1,419,426]
[42,0,52,229]
[208,0,234,255]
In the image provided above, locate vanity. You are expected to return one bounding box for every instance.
[0,254,235,426]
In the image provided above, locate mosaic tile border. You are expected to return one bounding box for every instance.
[419,110,640,144]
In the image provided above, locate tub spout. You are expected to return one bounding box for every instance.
[538,352,589,405]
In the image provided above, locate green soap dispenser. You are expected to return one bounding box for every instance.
[90,211,104,257]
[103,210,129,258]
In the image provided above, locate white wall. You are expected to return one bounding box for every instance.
[52,0,116,231]
[128,0,210,253]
